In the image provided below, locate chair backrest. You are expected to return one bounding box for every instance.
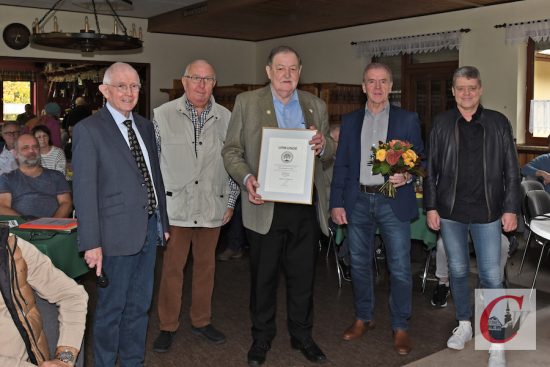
[526,190,550,221]
[521,180,545,224]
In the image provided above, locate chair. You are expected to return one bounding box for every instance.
[326,225,343,288]
[518,180,545,274]
[525,190,550,291]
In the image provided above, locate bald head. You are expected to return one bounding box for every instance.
[182,59,217,112]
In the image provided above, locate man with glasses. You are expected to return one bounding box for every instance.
[72,62,169,367]
[152,59,237,352]
[0,122,19,175]
[223,46,335,366]
[424,66,520,367]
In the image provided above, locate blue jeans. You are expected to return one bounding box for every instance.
[347,192,412,331]
[93,214,159,367]
[439,218,503,321]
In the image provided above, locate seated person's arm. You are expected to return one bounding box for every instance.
[521,154,550,184]
[0,192,20,216]
[21,236,87,367]
[53,193,72,218]
[0,355,37,367]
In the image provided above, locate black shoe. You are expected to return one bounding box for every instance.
[290,337,327,364]
[338,258,352,282]
[191,324,226,344]
[431,283,450,308]
[247,340,271,366]
[153,331,175,353]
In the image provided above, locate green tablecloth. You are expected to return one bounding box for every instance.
[2,216,89,279]
[335,198,437,250]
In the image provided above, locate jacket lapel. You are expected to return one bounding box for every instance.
[98,108,141,175]
[257,86,279,128]
[298,91,315,129]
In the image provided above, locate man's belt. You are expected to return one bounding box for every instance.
[359,184,382,193]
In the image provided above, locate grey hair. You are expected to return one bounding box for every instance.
[2,121,19,132]
[103,62,139,84]
[267,45,302,66]
[183,59,216,79]
[452,66,482,87]
[363,62,393,83]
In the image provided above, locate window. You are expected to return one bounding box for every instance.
[525,39,550,145]
[2,81,32,121]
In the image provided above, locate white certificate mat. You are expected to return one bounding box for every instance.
[257,127,316,204]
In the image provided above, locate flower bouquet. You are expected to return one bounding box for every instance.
[370,139,425,198]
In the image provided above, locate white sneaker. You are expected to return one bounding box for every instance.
[488,348,506,367]
[447,321,472,350]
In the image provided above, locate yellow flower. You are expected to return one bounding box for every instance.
[403,149,417,162]
[376,149,387,161]
[402,149,417,168]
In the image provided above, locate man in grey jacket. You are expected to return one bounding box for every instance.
[152,60,239,352]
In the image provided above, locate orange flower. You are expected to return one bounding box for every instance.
[386,149,403,166]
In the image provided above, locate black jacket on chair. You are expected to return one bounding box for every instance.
[424,106,521,222]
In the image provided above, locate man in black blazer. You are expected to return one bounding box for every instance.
[72,62,169,367]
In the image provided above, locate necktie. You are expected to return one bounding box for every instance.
[123,120,157,215]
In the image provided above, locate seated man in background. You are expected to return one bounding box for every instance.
[0,134,72,218]
[520,135,550,193]
[0,227,88,366]
[0,121,20,175]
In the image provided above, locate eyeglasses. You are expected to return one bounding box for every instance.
[104,83,141,93]
[184,75,216,85]
[2,131,19,136]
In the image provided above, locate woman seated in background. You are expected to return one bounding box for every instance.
[32,125,66,176]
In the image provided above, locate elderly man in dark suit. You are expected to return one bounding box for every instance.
[72,62,169,367]
[330,62,424,356]
[222,45,335,366]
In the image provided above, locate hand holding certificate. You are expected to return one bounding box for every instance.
[257,127,316,204]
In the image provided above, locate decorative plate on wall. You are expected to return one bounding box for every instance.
[3,23,30,50]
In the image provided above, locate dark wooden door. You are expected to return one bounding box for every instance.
[402,59,457,142]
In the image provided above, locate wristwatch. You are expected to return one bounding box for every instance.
[56,349,75,365]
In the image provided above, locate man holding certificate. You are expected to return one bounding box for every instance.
[222,45,335,366]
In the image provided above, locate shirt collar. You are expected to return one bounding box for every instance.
[106,102,134,126]
[271,87,299,107]
[184,96,213,115]
[365,101,390,117]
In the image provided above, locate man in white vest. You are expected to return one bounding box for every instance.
[152,59,238,352]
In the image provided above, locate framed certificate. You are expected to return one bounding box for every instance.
[257,127,316,204]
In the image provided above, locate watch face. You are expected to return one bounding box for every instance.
[58,350,75,363]
[3,23,30,50]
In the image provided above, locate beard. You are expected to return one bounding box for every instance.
[19,155,41,167]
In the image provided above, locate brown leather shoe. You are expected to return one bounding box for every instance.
[342,319,375,341]
[393,329,411,355]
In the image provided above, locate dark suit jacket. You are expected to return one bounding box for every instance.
[72,107,169,256]
[329,105,424,222]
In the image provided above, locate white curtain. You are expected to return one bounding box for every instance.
[529,100,550,137]
[504,20,550,45]
[352,31,462,60]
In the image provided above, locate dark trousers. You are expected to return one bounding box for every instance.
[93,214,158,367]
[246,203,319,343]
